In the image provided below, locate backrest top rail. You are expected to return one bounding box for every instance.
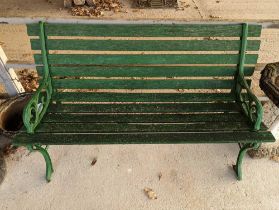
[27,23,262,37]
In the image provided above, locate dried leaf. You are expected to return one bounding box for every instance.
[71,0,122,17]
[91,157,97,166]
[158,172,162,180]
[18,69,39,92]
[270,155,279,162]
[144,187,157,200]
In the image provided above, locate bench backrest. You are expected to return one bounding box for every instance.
[27,23,262,103]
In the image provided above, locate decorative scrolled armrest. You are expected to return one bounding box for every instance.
[235,73,263,131]
[23,21,52,134]
[23,74,52,133]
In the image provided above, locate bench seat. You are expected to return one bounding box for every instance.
[15,102,273,145]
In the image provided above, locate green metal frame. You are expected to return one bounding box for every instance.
[232,23,262,180]
[23,21,53,134]
[233,143,260,180]
[22,22,54,182]
[235,23,263,131]
[26,144,54,182]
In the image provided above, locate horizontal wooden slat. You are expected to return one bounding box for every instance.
[52,92,237,102]
[34,54,259,65]
[36,66,255,77]
[13,131,275,145]
[27,24,262,37]
[35,121,260,133]
[42,113,247,123]
[30,39,261,51]
[52,79,245,89]
[47,103,240,113]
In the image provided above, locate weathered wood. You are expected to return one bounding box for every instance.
[42,112,247,123]
[47,102,241,113]
[37,66,255,77]
[27,24,262,37]
[13,131,274,145]
[52,79,250,89]
[34,121,267,133]
[34,54,258,65]
[52,92,237,102]
[30,39,261,51]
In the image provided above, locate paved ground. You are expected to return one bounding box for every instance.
[1,144,279,210]
[1,0,279,22]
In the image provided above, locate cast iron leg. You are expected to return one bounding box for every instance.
[233,143,260,180]
[27,144,54,182]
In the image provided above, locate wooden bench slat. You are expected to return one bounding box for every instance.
[47,103,240,113]
[52,92,237,102]
[37,66,255,77]
[27,24,262,37]
[34,54,258,65]
[13,131,275,145]
[30,39,261,51]
[42,113,246,123]
[52,79,249,89]
[34,121,267,133]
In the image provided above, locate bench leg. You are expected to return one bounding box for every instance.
[233,143,260,180]
[26,144,54,182]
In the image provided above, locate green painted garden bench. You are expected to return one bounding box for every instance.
[14,22,275,182]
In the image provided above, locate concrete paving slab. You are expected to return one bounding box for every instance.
[1,144,279,210]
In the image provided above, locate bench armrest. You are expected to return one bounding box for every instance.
[23,21,53,134]
[23,75,52,134]
[235,73,263,131]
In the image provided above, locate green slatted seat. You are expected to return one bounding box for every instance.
[14,22,275,182]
